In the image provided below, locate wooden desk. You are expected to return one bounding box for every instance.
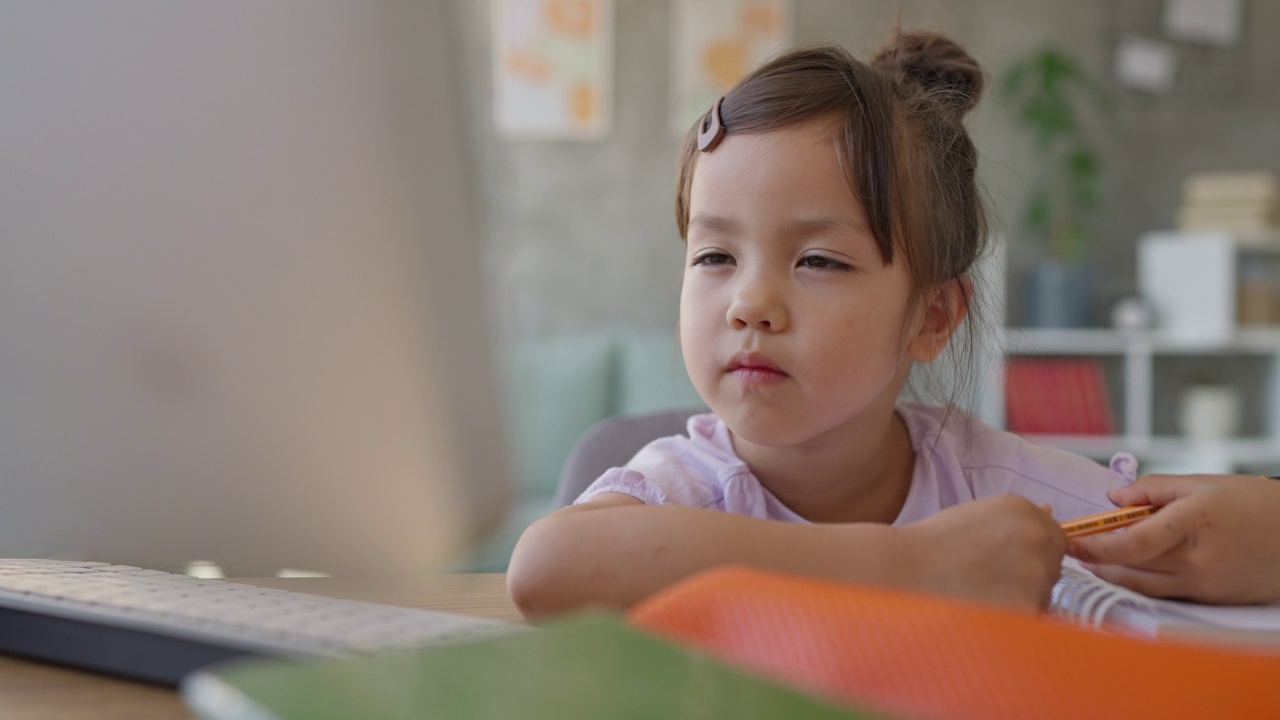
[0,573,518,720]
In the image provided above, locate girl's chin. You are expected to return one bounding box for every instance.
[718,412,809,449]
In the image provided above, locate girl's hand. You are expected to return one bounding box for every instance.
[896,495,1066,610]
[1067,474,1280,604]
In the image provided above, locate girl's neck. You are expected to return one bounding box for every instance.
[731,409,916,524]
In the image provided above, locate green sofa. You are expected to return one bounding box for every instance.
[458,329,705,572]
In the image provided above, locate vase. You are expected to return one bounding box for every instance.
[1022,258,1098,328]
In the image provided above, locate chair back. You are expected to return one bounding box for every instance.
[552,408,704,509]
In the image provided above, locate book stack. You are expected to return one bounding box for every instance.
[1176,170,1280,238]
[1005,359,1115,435]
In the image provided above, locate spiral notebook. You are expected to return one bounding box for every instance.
[1052,558,1280,641]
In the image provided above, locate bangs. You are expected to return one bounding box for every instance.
[675,46,900,267]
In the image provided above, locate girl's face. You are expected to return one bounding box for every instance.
[680,119,934,449]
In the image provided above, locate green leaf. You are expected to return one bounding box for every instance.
[1024,191,1052,236]
[1066,148,1101,208]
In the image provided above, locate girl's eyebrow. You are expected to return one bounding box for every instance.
[688,215,865,237]
[688,214,739,235]
[780,217,866,238]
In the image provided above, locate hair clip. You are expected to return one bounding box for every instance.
[697,97,726,152]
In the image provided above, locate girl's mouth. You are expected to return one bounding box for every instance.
[727,352,788,384]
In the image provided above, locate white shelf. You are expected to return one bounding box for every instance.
[977,235,1280,473]
[1002,328,1280,355]
[1020,435,1280,465]
[997,327,1280,472]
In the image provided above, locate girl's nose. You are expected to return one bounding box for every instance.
[726,276,788,332]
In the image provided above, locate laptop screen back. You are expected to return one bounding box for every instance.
[0,1,511,579]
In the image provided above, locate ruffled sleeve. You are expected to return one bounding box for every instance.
[571,419,731,510]
[575,467,670,506]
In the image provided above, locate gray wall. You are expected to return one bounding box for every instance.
[451,0,1280,335]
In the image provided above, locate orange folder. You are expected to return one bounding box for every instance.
[628,566,1280,720]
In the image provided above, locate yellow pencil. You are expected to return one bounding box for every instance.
[1060,505,1156,538]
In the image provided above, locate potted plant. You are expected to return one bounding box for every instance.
[1000,47,1115,327]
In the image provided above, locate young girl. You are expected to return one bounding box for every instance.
[508,31,1135,618]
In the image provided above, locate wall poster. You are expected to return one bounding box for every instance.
[492,0,613,140]
[670,0,793,136]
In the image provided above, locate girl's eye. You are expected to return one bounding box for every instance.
[690,251,733,267]
[798,254,852,271]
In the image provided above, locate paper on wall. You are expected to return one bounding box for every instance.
[1114,35,1177,93]
[1163,0,1243,47]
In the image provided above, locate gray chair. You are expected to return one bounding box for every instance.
[551,407,704,509]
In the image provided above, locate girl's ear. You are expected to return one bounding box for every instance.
[908,277,970,363]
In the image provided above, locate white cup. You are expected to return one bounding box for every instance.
[1179,385,1241,442]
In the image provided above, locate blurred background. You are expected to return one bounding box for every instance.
[458,0,1276,335]
[458,0,1280,569]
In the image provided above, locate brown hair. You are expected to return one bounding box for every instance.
[674,30,990,405]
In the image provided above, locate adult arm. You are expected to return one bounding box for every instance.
[507,492,1065,618]
[1067,473,1280,604]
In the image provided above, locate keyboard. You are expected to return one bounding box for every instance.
[0,558,518,686]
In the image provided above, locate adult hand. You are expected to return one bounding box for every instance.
[898,494,1065,610]
[1067,474,1280,604]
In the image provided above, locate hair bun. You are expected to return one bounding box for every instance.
[871,31,984,116]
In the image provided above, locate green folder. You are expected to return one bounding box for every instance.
[181,614,895,719]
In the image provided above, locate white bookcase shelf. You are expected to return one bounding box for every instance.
[1003,328,1280,355]
[994,327,1280,473]
[971,234,1280,474]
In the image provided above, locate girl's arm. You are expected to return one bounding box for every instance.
[507,492,1066,618]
